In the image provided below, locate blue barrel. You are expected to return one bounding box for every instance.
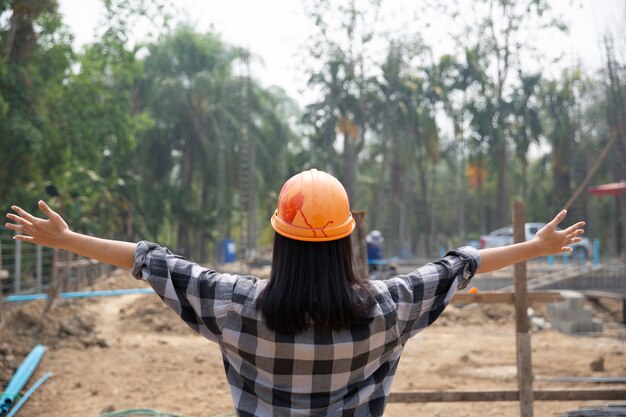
[218,239,237,263]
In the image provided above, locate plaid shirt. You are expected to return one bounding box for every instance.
[132,241,480,417]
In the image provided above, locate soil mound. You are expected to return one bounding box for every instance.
[119,296,195,335]
[439,303,515,326]
[0,269,139,388]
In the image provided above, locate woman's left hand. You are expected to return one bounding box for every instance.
[5,200,72,249]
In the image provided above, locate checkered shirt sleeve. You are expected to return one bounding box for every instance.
[380,246,480,342]
[131,241,246,343]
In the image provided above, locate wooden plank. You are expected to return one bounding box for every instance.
[388,389,626,403]
[536,376,626,384]
[389,390,519,403]
[513,201,534,417]
[533,388,626,401]
[581,290,625,300]
[452,292,564,304]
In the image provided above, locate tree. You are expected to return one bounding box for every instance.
[303,0,380,202]
[450,0,567,229]
[0,0,71,211]
[140,27,301,260]
[510,72,543,200]
[373,40,458,255]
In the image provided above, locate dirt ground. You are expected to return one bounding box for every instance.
[1,269,625,417]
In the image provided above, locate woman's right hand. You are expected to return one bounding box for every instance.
[5,200,71,249]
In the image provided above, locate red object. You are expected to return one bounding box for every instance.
[588,181,626,196]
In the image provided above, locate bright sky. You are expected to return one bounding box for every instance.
[59,0,624,106]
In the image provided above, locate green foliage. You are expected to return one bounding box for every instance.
[1,0,625,259]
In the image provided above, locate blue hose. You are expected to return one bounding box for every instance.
[97,409,192,417]
[5,372,52,417]
[0,345,46,413]
[3,288,155,303]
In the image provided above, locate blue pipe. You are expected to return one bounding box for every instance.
[6,372,52,417]
[0,345,46,413]
[3,288,155,303]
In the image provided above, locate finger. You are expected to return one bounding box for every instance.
[6,213,33,227]
[548,209,568,227]
[13,234,35,242]
[563,221,585,235]
[560,246,573,253]
[38,200,60,221]
[565,229,585,240]
[11,205,40,223]
[5,222,25,232]
[569,237,583,244]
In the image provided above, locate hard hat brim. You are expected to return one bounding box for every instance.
[271,211,355,242]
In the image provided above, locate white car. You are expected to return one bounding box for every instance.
[480,223,592,258]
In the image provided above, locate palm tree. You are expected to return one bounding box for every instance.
[140,27,241,258]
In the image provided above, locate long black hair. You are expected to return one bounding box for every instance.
[257,233,376,335]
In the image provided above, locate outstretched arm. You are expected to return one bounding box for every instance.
[476,209,585,274]
[5,200,136,269]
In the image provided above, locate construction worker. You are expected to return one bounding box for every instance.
[366,230,384,272]
[5,169,585,417]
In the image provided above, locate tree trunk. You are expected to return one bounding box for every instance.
[418,163,430,255]
[458,145,467,241]
[177,139,193,257]
[3,7,21,60]
[494,141,508,228]
[342,132,356,204]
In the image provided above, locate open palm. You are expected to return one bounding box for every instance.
[5,201,71,249]
[532,210,585,256]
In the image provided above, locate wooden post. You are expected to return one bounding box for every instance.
[38,248,60,335]
[513,201,534,417]
[350,211,368,280]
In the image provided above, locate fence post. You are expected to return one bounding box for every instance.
[15,236,22,293]
[513,201,534,417]
[36,245,43,291]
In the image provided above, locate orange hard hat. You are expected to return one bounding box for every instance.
[271,169,355,242]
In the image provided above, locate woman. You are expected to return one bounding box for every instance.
[5,169,585,416]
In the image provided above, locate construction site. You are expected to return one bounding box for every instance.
[2,1,626,416]
[1,202,626,417]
